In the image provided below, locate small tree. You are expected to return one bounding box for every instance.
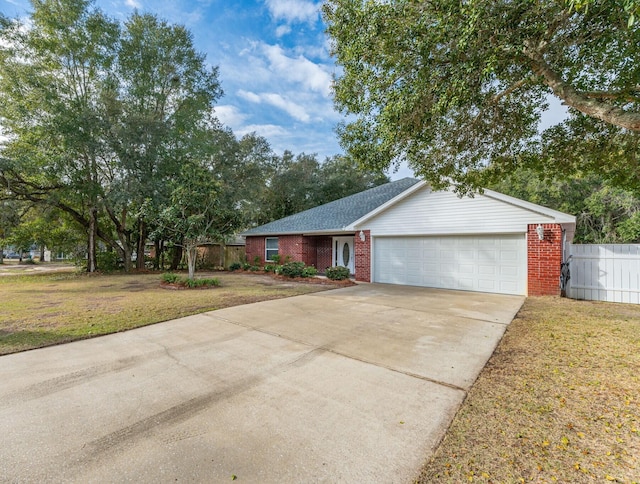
[156,162,239,280]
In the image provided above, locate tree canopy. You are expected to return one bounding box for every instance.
[0,0,389,273]
[324,0,640,193]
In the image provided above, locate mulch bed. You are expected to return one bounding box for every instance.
[232,270,357,287]
[269,274,357,286]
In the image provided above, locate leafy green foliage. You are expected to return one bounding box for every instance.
[161,272,219,287]
[155,160,241,280]
[161,272,180,284]
[324,0,640,193]
[183,277,220,288]
[490,168,640,243]
[229,262,242,271]
[302,266,318,277]
[0,0,224,273]
[280,261,318,278]
[96,252,121,272]
[258,153,389,223]
[325,266,351,280]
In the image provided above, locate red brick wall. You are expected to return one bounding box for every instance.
[527,224,563,296]
[245,235,307,265]
[355,230,371,282]
[245,237,265,265]
[247,234,362,276]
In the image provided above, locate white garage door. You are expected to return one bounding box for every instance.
[373,235,527,295]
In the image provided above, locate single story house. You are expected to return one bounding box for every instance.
[242,178,576,296]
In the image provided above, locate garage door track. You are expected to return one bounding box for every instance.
[0,284,524,483]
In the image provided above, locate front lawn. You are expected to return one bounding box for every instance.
[0,271,337,355]
[418,296,640,483]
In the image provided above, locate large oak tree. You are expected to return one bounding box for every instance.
[324,0,640,192]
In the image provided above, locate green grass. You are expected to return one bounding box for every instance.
[418,296,640,483]
[0,271,335,355]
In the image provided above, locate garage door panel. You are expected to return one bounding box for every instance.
[478,279,497,291]
[478,265,497,275]
[374,235,526,295]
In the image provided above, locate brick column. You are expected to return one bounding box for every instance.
[354,230,371,282]
[527,224,563,296]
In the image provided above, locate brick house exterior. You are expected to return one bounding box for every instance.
[243,179,575,296]
[246,234,333,272]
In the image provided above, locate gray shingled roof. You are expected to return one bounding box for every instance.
[242,177,420,236]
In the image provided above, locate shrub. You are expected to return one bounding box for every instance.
[280,261,306,278]
[264,264,276,273]
[249,265,261,271]
[184,277,220,288]
[242,262,251,270]
[162,272,180,284]
[96,251,121,272]
[302,266,318,277]
[325,266,351,280]
[229,262,242,271]
[162,272,220,287]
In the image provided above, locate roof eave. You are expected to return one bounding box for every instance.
[482,189,577,224]
[242,228,355,237]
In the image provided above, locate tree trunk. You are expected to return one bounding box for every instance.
[170,245,182,271]
[87,206,98,273]
[154,239,161,270]
[39,245,45,262]
[186,241,197,280]
[136,219,146,270]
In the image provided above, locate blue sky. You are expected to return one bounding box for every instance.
[2,0,354,164]
[1,0,567,180]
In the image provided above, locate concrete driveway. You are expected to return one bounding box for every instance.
[0,284,524,483]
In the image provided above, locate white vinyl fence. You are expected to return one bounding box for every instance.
[568,244,640,304]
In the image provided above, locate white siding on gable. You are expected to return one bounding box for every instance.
[361,188,555,236]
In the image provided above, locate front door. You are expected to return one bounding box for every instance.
[333,236,355,274]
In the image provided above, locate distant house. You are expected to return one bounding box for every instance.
[242,178,575,296]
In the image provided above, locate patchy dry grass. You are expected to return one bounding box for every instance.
[418,297,640,483]
[0,271,337,355]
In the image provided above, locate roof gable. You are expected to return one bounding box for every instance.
[359,186,576,235]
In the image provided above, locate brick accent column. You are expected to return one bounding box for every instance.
[316,236,333,273]
[354,230,371,282]
[527,224,563,296]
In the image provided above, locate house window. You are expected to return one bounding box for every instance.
[265,237,279,262]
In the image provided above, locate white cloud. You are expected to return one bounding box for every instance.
[262,93,310,122]
[237,90,310,122]
[238,90,263,104]
[275,25,291,37]
[214,105,247,127]
[264,0,319,23]
[236,124,289,138]
[261,43,332,97]
[125,0,142,8]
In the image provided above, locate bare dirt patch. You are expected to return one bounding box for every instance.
[418,296,640,483]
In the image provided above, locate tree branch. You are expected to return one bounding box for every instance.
[524,46,640,131]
